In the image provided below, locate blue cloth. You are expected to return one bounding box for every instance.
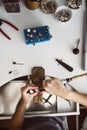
[24,116,69,130]
[81,116,87,130]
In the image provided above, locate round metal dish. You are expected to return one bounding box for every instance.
[55,6,72,22]
[66,0,82,9]
[40,0,57,14]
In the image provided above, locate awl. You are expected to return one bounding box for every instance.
[55,59,73,72]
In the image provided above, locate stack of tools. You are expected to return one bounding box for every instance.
[2,0,21,12]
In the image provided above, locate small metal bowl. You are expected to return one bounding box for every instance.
[66,0,82,10]
[55,6,72,22]
[40,0,57,14]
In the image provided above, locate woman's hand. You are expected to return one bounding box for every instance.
[43,78,69,99]
[21,84,38,105]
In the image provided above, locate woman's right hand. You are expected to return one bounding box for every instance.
[42,78,69,99]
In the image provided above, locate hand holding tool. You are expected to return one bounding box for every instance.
[0,19,19,40]
[55,59,73,72]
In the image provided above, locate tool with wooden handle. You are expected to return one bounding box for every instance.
[49,73,87,84]
[55,59,73,72]
[62,73,87,84]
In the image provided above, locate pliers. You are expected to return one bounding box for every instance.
[0,19,19,40]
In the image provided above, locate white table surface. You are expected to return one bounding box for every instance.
[0,0,87,94]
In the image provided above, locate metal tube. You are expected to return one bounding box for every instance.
[81,0,87,70]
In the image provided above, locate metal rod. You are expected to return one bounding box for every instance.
[81,3,87,70]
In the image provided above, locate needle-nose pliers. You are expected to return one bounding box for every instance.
[0,19,19,40]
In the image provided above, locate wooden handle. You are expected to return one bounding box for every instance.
[71,73,87,80]
[56,59,73,72]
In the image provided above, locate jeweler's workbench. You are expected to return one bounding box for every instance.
[0,0,87,119]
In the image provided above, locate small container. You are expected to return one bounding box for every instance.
[55,6,72,22]
[25,0,41,10]
[66,0,82,10]
[40,0,57,14]
[3,0,21,13]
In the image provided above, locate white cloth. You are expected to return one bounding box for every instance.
[0,81,26,114]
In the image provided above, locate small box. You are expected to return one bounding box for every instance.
[24,25,51,45]
[3,0,21,13]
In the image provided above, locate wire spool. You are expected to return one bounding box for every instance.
[25,0,41,10]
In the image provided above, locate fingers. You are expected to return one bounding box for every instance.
[42,79,51,87]
[42,78,63,94]
[21,84,38,95]
[21,78,60,95]
[42,78,57,87]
